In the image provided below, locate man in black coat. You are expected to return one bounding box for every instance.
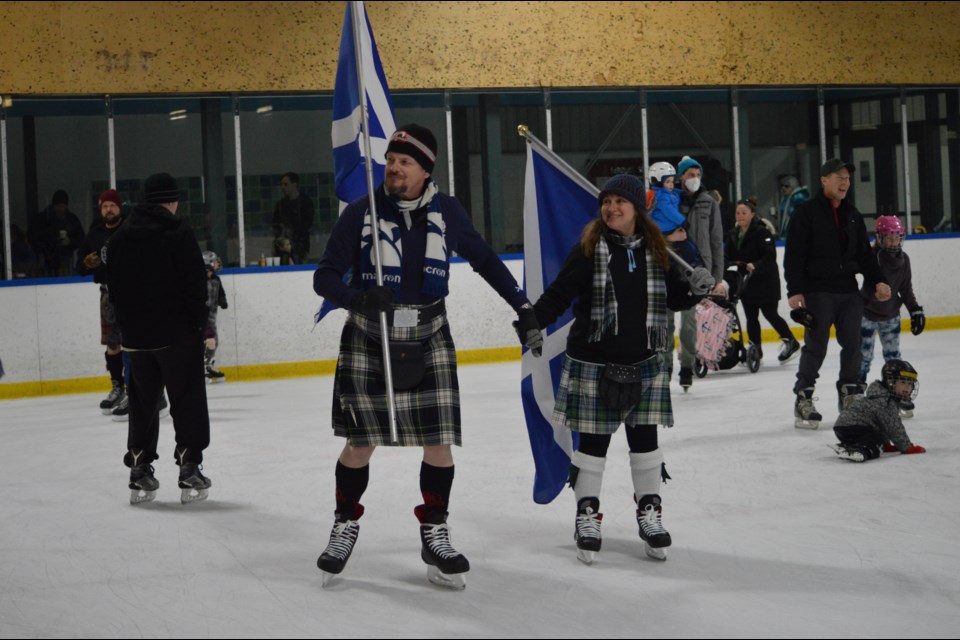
[106,173,213,504]
[784,159,891,428]
[77,189,128,414]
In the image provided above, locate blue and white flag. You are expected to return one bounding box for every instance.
[331,1,397,205]
[319,2,397,323]
[520,139,599,504]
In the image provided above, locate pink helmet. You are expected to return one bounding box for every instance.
[875,216,904,253]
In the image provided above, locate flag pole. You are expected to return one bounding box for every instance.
[352,1,399,444]
[518,125,696,277]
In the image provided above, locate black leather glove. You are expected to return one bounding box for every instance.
[790,307,816,329]
[348,286,394,315]
[512,303,543,357]
[687,267,716,296]
[910,307,925,335]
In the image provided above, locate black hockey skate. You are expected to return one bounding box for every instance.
[899,399,915,419]
[176,451,212,504]
[111,394,130,422]
[574,497,602,565]
[636,494,671,561]
[837,382,866,412]
[415,505,469,590]
[205,361,226,383]
[794,387,822,429]
[317,506,363,587]
[101,380,125,415]
[125,449,159,504]
[778,337,801,364]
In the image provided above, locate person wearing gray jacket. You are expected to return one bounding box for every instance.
[672,155,724,390]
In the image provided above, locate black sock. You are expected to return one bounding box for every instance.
[106,351,124,384]
[419,462,454,515]
[335,461,369,520]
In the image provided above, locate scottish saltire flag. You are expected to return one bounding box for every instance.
[331,1,396,205]
[521,141,599,504]
[318,2,396,323]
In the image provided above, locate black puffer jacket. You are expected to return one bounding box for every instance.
[106,204,208,349]
[783,190,884,297]
[724,218,782,304]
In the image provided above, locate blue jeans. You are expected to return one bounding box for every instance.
[859,317,901,384]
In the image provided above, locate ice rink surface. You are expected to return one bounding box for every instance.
[1,332,958,638]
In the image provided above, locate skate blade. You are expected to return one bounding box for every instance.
[829,444,865,463]
[794,418,820,430]
[129,489,157,504]
[321,571,339,588]
[576,549,597,565]
[426,565,466,590]
[111,414,128,423]
[180,487,209,504]
[159,409,170,420]
[644,544,667,561]
[899,408,913,419]
[101,407,117,415]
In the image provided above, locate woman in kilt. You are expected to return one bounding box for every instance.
[528,174,712,563]
[312,124,542,587]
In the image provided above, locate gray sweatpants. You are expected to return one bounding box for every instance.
[795,291,864,392]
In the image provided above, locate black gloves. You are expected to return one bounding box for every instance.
[513,303,543,357]
[910,307,925,335]
[790,307,816,329]
[348,286,394,315]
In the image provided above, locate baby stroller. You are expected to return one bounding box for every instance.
[694,265,762,378]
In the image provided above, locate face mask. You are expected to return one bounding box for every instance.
[684,177,701,192]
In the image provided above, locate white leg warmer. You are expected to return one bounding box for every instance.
[570,450,606,503]
[630,449,663,499]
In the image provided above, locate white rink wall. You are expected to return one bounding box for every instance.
[1,236,958,386]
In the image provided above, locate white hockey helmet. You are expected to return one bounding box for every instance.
[648,161,676,187]
[202,250,221,272]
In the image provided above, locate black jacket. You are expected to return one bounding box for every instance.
[532,237,699,365]
[76,218,124,284]
[724,218,782,304]
[783,190,884,297]
[106,204,208,349]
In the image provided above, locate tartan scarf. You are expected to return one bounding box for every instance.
[589,233,670,352]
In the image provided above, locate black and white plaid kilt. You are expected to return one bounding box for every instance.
[331,305,460,447]
[99,287,121,350]
[552,353,673,434]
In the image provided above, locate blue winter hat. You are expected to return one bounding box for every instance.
[597,174,648,213]
[677,156,703,176]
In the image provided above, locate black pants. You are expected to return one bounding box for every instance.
[127,335,210,464]
[795,291,863,392]
[741,300,793,347]
[833,424,883,460]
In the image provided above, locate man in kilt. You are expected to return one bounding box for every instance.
[313,124,543,587]
[528,174,713,563]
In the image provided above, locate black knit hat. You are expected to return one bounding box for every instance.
[386,124,438,173]
[598,174,647,213]
[144,173,180,204]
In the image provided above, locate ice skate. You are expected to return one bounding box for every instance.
[837,383,866,412]
[899,399,914,419]
[205,361,226,383]
[158,394,170,419]
[794,387,821,429]
[679,367,693,393]
[178,463,211,504]
[778,337,801,364]
[317,508,362,587]
[100,380,125,415]
[415,506,469,590]
[128,464,159,504]
[636,494,671,561]
[574,497,602,565]
[830,443,866,463]
[111,394,130,422]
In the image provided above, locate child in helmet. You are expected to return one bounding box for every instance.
[859,216,924,415]
[202,251,229,382]
[832,359,925,462]
[647,162,712,283]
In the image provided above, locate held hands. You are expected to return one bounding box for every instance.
[688,267,716,296]
[875,282,892,302]
[910,307,925,335]
[83,252,101,270]
[513,303,543,357]
[348,286,394,315]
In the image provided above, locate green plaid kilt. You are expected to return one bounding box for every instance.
[331,305,460,447]
[552,353,673,434]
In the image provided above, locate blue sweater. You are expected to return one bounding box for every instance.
[314,185,528,312]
